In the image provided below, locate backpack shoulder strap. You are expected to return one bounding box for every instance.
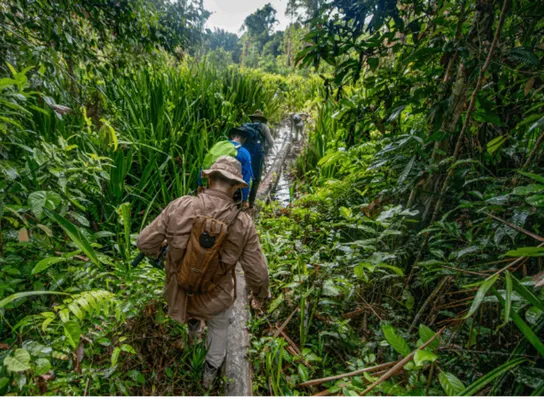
[227,208,242,231]
[193,194,203,217]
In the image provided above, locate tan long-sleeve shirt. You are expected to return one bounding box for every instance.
[136,189,269,323]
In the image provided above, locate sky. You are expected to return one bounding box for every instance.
[202,0,293,35]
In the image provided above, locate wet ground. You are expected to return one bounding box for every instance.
[262,120,294,207]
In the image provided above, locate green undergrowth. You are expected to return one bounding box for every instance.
[252,169,544,395]
[0,55,320,395]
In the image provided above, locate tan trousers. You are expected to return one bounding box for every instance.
[205,307,232,368]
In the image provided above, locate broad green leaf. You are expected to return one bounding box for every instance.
[339,206,352,219]
[33,358,51,375]
[367,57,379,71]
[120,344,136,354]
[513,184,544,195]
[354,264,368,281]
[464,275,498,319]
[439,371,465,396]
[63,320,81,350]
[418,324,439,351]
[382,324,411,357]
[474,110,503,125]
[28,191,62,219]
[59,308,70,323]
[414,350,437,366]
[527,195,544,207]
[111,347,122,368]
[0,377,9,390]
[518,172,544,184]
[379,264,404,276]
[42,318,54,332]
[31,257,65,274]
[68,302,84,320]
[486,136,507,154]
[459,358,525,396]
[3,349,31,372]
[506,247,544,257]
[494,288,544,357]
[44,209,101,267]
[128,370,145,384]
[0,290,68,308]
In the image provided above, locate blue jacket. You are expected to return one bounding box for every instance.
[230,140,253,201]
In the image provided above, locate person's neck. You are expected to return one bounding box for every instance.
[208,183,236,198]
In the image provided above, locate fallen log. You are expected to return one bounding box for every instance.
[225,264,252,396]
[257,126,292,202]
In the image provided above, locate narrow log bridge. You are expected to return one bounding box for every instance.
[225,123,293,395]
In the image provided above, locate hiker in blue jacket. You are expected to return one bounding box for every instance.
[244,110,274,208]
[198,127,253,208]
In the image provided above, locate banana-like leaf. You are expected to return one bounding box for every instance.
[459,358,525,396]
[464,275,498,319]
[44,209,101,268]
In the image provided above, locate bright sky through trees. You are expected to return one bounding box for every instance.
[203,0,292,34]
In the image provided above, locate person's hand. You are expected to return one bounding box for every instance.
[246,206,258,219]
[242,201,249,209]
[251,290,271,312]
[251,296,267,313]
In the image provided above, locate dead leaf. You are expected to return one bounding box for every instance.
[532,271,544,287]
[40,371,56,381]
[48,103,72,115]
[76,342,85,364]
[18,227,29,242]
[37,224,53,237]
[0,343,10,350]
[524,77,535,96]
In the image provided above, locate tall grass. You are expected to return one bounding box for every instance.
[296,99,338,177]
[11,59,289,228]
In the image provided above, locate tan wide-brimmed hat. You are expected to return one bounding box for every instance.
[249,110,268,123]
[202,156,248,188]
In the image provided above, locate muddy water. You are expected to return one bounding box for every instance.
[263,121,292,207]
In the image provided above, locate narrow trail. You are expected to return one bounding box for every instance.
[225,117,300,395]
[257,119,296,206]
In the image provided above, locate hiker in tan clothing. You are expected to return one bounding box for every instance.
[136,156,270,389]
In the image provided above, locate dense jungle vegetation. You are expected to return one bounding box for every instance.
[1,0,544,396]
